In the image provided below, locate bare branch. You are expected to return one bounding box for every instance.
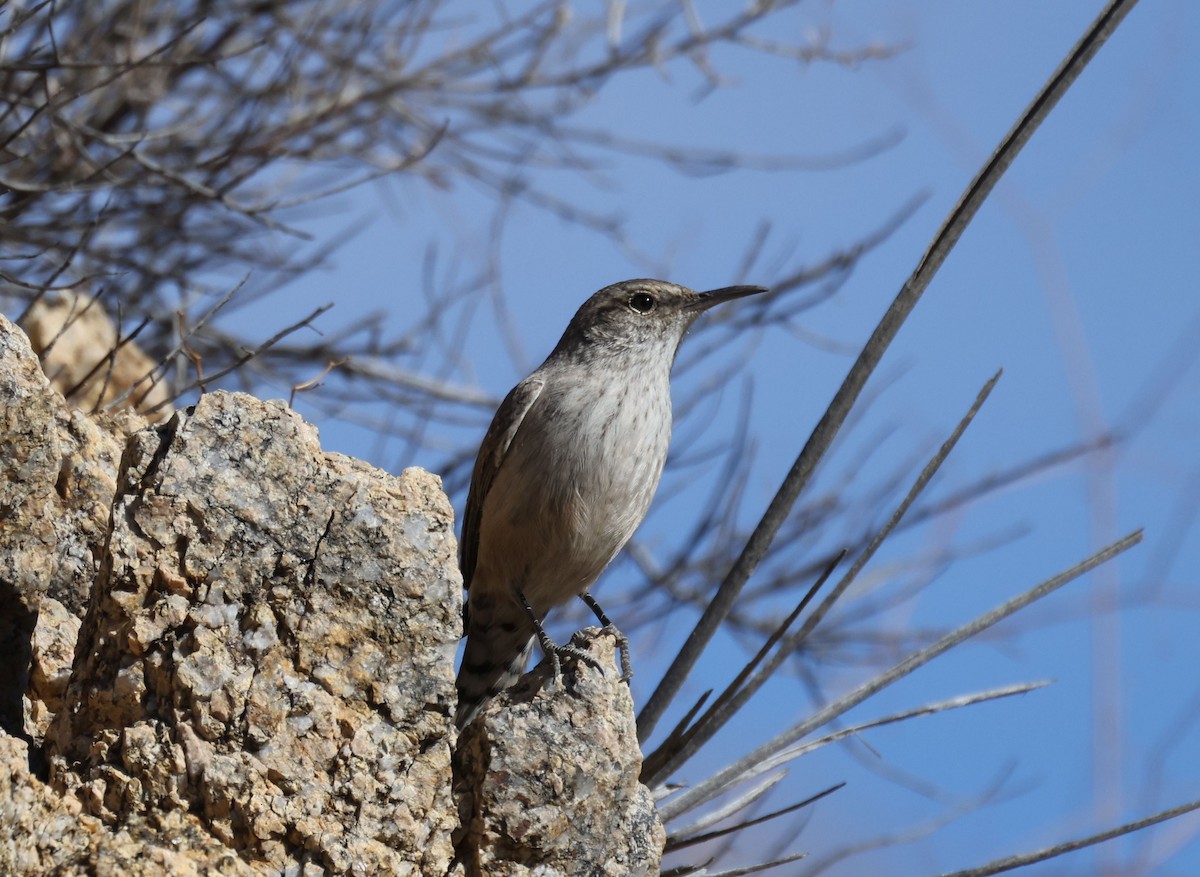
[657,530,1144,822]
[937,798,1200,877]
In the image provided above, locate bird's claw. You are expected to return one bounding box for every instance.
[600,624,634,683]
[580,592,633,684]
[544,641,606,684]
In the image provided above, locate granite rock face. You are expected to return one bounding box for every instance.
[0,312,665,876]
[456,631,665,877]
[0,732,254,877]
[46,389,463,874]
[1,315,141,737]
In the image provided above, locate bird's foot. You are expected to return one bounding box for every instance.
[580,592,633,684]
[517,590,606,684]
[541,638,606,684]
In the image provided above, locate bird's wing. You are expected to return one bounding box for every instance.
[459,375,545,590]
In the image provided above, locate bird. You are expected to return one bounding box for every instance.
[455,278,766,728]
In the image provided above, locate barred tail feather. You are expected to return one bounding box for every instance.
[455,603,537,729]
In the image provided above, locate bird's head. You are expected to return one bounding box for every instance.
[550,278,766,361]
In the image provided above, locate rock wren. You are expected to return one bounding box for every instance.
[455,278,766,728]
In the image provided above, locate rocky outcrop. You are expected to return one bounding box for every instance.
[1,313,140,737]
[0,313,664,876]
[1,732,255,876]
[44,388,463,874]
[457,632,664,877]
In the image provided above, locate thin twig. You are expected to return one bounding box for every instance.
[105,276,249,411]
[646,371,1000,783]
[656,530,1143,822]
[142,304,334,415]
[669,783,843,852]
[936,798,1200,877]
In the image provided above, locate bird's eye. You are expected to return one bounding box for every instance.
[628,292,655,314]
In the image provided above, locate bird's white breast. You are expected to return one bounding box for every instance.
[474,361,672,612]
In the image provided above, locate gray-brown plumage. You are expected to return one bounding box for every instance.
[455,278,765,728]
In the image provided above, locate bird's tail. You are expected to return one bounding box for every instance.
[455,596,537,729]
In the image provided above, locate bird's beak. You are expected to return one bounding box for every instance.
[687,285,768,312]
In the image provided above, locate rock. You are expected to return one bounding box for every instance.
[455,630,664,877]
[1,311,141,655]
[46,390,462,875]
[0,733,254,876]
[1,313,665,876]
[1,315,139,737]
[24,598,81,743]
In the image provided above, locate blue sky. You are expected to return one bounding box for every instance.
[244,2,1200,873]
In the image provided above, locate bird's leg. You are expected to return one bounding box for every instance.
[516,590,604,682]
[580,591,633,683]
